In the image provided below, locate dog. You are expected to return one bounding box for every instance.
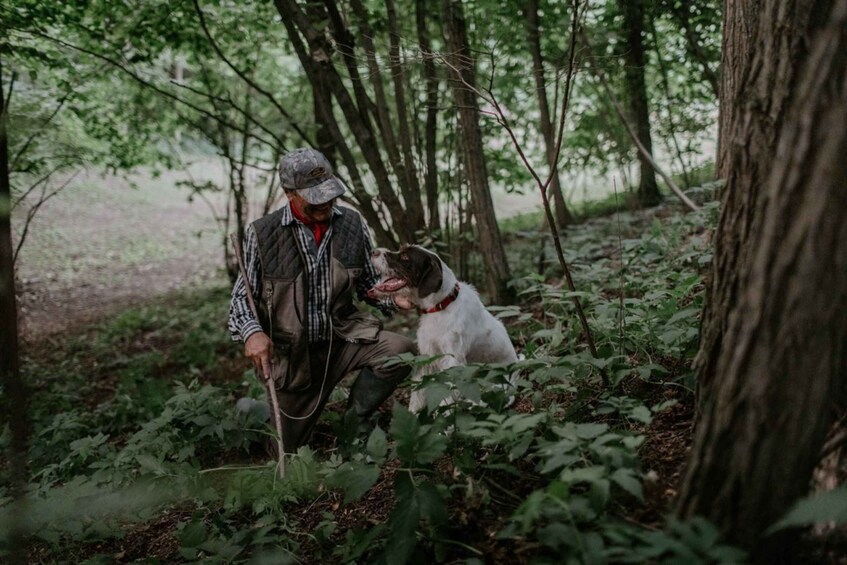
[369,245,518,413]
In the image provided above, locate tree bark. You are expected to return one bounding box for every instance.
[696,0,819,409]
[677,0,847,556]
[524,0,575,228]
[619,0,662,206]
[416,0,441,234]
[0,56,28,563]
[441,0,515,305]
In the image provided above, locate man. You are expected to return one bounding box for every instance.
[228,148,415,454]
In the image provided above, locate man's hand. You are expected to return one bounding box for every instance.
[393,295,415,310]
[245,332,274,381]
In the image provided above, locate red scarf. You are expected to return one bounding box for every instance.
[290,202,330,246]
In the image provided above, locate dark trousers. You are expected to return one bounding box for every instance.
[275,330,415,453]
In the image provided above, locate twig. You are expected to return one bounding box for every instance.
[230,233,286,477]
[579,28,700,212]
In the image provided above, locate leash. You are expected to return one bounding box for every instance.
[230,233,286,478]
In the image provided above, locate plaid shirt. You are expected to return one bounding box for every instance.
[228,204,390,343]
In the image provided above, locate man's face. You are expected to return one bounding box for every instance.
[287,190,335,223]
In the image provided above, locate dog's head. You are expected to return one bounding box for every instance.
[369,244,445,304]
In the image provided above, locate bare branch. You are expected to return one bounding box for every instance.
[13,170,81,264]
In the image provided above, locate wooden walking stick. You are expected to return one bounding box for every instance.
[230,233,286,478]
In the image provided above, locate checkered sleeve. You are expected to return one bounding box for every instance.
[228,224,265,343]
[357,216,396,316]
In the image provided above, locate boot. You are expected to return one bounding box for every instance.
[338,368,399,455]
[346,367,400,418]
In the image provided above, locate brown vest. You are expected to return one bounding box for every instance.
[252,206,382,392]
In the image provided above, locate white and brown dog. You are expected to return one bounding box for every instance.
[369,245,518,413]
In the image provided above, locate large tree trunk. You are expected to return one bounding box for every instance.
[0,57,28,563]
[696,0,819,408]
[619,0,662,206]
[524,0,575,229]
[677,0,847,556]
[441,0,515,305]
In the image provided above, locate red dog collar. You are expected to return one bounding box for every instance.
[419,283,461,314]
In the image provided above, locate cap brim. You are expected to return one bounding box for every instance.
[297,176,346,205]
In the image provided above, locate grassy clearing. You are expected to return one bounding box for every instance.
[3,190,744,563]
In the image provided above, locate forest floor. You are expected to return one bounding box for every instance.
[15,177,783,562]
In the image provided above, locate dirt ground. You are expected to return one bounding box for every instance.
[13,163,230,342]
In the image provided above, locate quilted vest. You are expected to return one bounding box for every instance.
[251,206,382,392]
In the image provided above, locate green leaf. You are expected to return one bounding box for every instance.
[424,383,453,412]
[611,469,644,500]
[366,426,388,463]
[767,487,847,534]
[325,461,380,504]
[384,474,421,563]
[575,423,609,439]
[179,520,207,548]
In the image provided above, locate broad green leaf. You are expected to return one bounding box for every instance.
[767,487,847,534]
[575,422,609,439]
[366,426,388,463]
[325,461,380,504]
[611,469,644,500]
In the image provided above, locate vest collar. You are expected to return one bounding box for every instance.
[419,283,461,315]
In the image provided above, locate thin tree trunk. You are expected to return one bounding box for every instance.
[696,0,818,410]
[416,0,442,234]
[678,0,847,557]
[648,15,693,188]
[524,0,575,228]
[619,0,662,206]
[442,0,514,304]
[386,0,426,233]
[274,0,418,243]
[278,5,398,247]
[347,0,406,186]
[0,56,28,563]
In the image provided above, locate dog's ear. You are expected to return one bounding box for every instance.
[417,252,444,298]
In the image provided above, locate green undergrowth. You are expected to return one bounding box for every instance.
[1,193,747,563]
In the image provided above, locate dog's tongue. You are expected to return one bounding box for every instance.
[374,277,407,292]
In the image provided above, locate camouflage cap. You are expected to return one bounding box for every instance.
[279,148,347,205]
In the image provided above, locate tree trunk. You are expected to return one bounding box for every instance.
[416,0,441,234]
[677,0,847,556]
[696,0,819,409]
[386,0,426,234]
[619,0,662,206]
[274,0,419,243]
[441,0,515,305]
[0,56,28,563]
[524,0,575,228]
